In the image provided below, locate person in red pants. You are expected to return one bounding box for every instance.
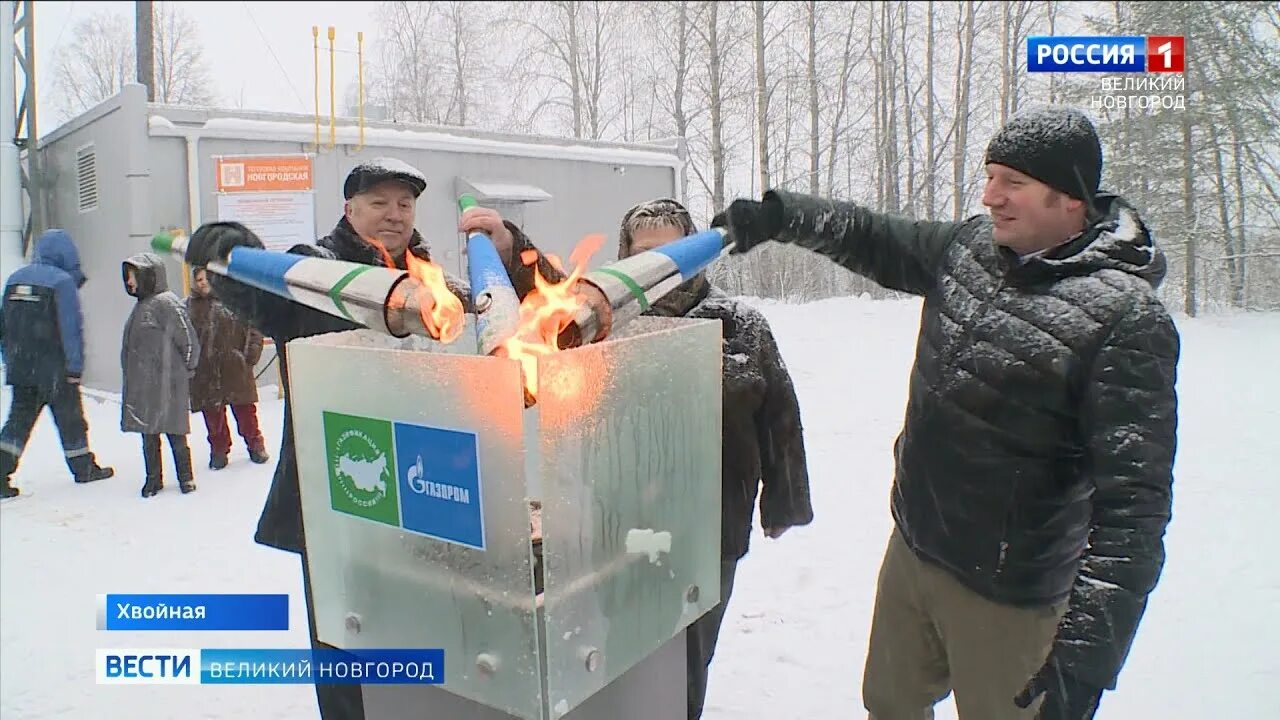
[186,267,270,469]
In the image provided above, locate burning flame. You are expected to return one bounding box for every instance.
[404,252,465,343]
[496,234,606,402]
[362,234,465,344]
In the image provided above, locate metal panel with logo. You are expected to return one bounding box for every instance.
[288,327,545,719]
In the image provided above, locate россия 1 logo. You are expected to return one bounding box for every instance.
[1027,36,1184,73]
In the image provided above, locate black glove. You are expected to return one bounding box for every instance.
[186,221,265,267]
[1015,657,1104,720]
[710,196,783,255]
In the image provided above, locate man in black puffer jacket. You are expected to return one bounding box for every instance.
[713,107,1179,720]
[185,158,564,720]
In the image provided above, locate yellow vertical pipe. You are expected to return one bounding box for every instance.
[312,26,320,149]
[358,31,365,150]
[328,26,336,148]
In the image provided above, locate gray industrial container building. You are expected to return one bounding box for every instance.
[23,84,685,392]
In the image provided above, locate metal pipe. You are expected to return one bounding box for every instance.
[312,26,319,150]
[151,230,461,344]
[327,26,336,149]
[459,194,520,355]
[180,132,201,297]
[558,227,732,349]
[1,2,24,286]
[356,31,365,151]
[150,225,733,353]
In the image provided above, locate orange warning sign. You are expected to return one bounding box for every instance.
[216,155,313,192]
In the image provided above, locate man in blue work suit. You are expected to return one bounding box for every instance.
[1,229,115,498]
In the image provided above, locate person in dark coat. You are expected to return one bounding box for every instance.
[187,267,269,470]
[0,229,115,498]
[121,252,201,497]
[618,198,814,720]
[713,106,1180,720]
[183,158,566,720]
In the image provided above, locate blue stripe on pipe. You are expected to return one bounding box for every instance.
[466,232,520,353]
[225,247,304,299]
[650,229,729,280]
[466,233,516,294]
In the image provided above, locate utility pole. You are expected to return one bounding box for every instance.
[135,1,154,101]
[6,0,41,276]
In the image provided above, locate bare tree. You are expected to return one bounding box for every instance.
[638,2,707,204]
[805,1,819,195]
[440,1,482,126]
[332,0,1280,308]
[1046,1,1058,103]
[506,1,623,140]
[54,11,136,119]
[952,1,975,220]
[753,1,771,193]
[900,0,916,216]
[703,1,727,210]
[822,3,862,196]
[152,3,215,106]
[54,5,216,120]
[1005,1,1035,115]
[370,2,444,124]
[925,0,936,217]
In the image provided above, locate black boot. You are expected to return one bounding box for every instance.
[87,464,115,481]
[0,452,18,498]
[74,453,115,484]
[171,436,196,494]
[141,435,164,498]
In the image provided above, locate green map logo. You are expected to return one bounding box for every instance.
[323,411,400,527]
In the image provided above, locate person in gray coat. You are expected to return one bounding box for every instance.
[121,252,200,497]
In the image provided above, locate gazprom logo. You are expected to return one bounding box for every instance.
[96,649,200,684]
[1027,36,1184,73]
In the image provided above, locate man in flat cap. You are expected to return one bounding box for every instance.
[713,107,1180,720]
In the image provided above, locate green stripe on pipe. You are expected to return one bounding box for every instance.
[327,265,376,321]
[595,267,649,312]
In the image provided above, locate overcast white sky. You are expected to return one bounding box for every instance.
[33,1,379,130]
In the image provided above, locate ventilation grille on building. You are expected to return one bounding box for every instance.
[77,146,99,213]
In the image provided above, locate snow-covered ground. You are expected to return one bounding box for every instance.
[2,296,1277,719]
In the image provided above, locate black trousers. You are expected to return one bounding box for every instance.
[686,558,741,720]
[301,544,366,719]
[0,382,98,479]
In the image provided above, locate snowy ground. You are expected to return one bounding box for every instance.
[2,296,1278,719]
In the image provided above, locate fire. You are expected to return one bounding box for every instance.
[496,234,606,402]
[404,251,465,344]
[362,234,465,344]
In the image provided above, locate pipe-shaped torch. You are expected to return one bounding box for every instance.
[557,227,733,350]
[150,230,463,344]
[459,194,521,355]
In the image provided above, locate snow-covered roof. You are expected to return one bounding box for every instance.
[147,114,683,169]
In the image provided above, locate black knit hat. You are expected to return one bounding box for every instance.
[984,106,1103,202]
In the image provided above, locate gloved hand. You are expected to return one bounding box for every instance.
[186,222,265,267]
[710,196,783,255]
[1014,656,1104,720]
